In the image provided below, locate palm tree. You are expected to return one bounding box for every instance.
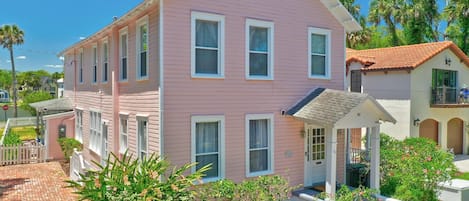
[368,0,406,46]
[443,0,469,54]
[0,25,25,118]
[340,0,371,48]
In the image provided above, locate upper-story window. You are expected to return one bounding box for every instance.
[79,49,84,84]
[350,70,362,93]
[191,11,225,78]
[137,16,149,80]
[246,19,274,80]
[119,27,128,81]
[432,69,458,104]
[308,27,331,79]
[102,39,109,83]
[92,45,98,83]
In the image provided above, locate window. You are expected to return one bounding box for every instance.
[308,27,331,79]
[89,111,102,154]
[102,40,109,82]
[432,69,458,103]
[75,110,83,143]
[119,27,128,81]
[246,19,274,80]
[137,117,148,160]
[137,16,149,80]
[119,115,128,153]
[350,70,362,93]
[92,45,98,83]
[191,115,225,182]
[191,12,225,78]
[79,49,84,83]
[246,114,274,177]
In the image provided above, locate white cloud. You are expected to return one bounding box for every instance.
[16,56,26,60]
[45,64,64,68]
[79,36,86,40]
[59,56,65,61]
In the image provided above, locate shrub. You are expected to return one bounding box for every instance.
[67,151,210,201]
[3,132,21,145]
[57,137,82,160]
[20,90,53,116]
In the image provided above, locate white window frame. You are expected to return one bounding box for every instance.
[308,27,331,79]
[191,11,225,79]
[89,110,102,154]
[101,38,109,83]
[136,16,149,80]
[119,27,128,82]
[137,116,149,160]
[75,109,83,143]
[79,48,84,84]
[245,19,274,80]
[119,114,129,154]
[92,44,98,84]
[191,115,225,182]
[245,113,274,177]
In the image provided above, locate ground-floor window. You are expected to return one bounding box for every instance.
[246,114,274,177]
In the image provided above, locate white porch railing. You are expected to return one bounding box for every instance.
[70,148,88,182]
[0,143,46,165]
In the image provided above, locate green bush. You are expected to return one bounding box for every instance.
[20,90,53,116]
[3,132,21,145]
[67,151,210,201]
[195,175,297,201]
[57,137,82,160]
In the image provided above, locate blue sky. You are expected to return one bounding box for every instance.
[0,0,447,73]
[0,0,141,73]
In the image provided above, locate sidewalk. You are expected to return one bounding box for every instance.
[454,155,469,172]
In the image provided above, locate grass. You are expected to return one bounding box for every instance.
[9,126,36,141]
[453,172,469,180]
[0,127,3,139]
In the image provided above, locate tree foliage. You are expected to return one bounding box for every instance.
[20,90,53,116]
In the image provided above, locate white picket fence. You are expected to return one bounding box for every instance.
[0,143,46,165]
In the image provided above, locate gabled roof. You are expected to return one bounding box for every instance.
[346,41,469,71]
[30,98,73,112]
[287,88,396,127]
[320,0,362,33]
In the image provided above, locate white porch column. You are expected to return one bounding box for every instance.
[464,121,468,155]
[326,127,337,199]
[370,125,380,190]
[439,121,448,150]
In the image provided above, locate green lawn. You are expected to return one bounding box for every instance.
[9,126,36,141]
[453,172,469,180]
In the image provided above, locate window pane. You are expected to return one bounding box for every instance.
[139,121,147,151]
[140,25,148,51]
[121,35,127,57]
[196,122,219,154]
[250,149,268,172]
[249,53,268,76]
[250,27,268,52]
[311,34,326,54]
[104,63,108,81]
[140,52,147,77]
[249,119,268,149]
[196,20,218,48]
[104,43,108,62]
[196,154,219,178]
[93,66,97,82]
[195,49,218,74]
[122,58,127,80]
[311,55,326,76]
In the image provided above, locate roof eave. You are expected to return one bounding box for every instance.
[319,0,362,33]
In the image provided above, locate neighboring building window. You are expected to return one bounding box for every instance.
[137,16,149,80]
[432,69,458,103]
[75,110,83,143]
[350,70,362,93]
[137,117,148,160]
[308,27,331,79]
[79,49,84,83]
[191,11,225,78]
[246,114,274,177]
[191,115,225,182]
[119,27,128,81]
[89,111,102,154]
[246,19,274,80]
[102,40,109,82]
[119,115,128,153]
[92,45,98,83]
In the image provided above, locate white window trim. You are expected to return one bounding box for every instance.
[245,19,274,80]
[136,15,149,80]
[137,116,149,160]
[191,115,225,183]
[89,110,102,155]
[308,27,331,79]
[75,109,83,143]
[101,38,109,83]
[191,11,225,79]
[119,27,129,82]
[119,114,129,154]
[79,48,84,84]
[92,44,98,84]
[245,113,274,177]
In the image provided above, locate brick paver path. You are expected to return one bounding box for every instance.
[0,162,77,201]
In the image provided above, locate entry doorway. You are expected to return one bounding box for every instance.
[304,125,326,186]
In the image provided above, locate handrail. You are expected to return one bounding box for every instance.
[0,119,11,145]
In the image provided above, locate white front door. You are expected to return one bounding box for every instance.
[304,125,326,186]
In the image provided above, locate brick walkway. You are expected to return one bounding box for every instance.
[0,162,77,201]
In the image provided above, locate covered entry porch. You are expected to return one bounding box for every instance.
[287,88,396,199]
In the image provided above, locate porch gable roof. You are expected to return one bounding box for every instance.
[287,88,396,127]
[30,98,74,112]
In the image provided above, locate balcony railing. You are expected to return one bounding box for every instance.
[431,86,465,105]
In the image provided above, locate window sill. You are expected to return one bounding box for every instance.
[246,170,273,178]
[191,74,225,79]
[118,79,129,84]
[246,76,273,81]
[89,148,102,158]
[137,77,149,82]
[308,75,331,80]
[197,176,223,184]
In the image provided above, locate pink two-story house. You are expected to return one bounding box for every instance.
[60,0,395,197]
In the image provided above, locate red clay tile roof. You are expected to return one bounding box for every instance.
[346,41,469,71]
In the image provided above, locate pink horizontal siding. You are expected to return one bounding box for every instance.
[163,0,345,186]
[46,113,75,160]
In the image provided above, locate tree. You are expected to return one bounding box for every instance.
[20,90,53,116]
[368,0,406,46]
[402,0,440,44]
[443,0,469,54]
[340,0,371,48]
[0,24,24,117]
[0,70,12,90]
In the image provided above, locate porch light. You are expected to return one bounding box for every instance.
[413,118,420,126]
[445,56,452,66]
